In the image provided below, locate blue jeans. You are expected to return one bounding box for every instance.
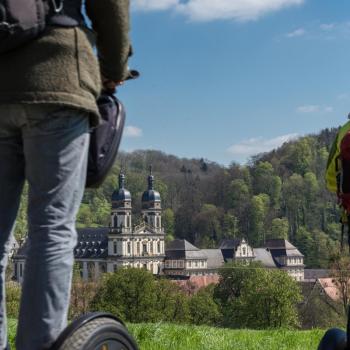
[0,104,90,349]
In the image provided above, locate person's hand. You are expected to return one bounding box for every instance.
[102,75,124,93]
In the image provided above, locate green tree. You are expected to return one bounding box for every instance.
[269,218,289,240]
[189,285,222,326]
[288,137,313,175]
[227,179,250,211]
[192,204,222,246]
[223,212,239,238]
[77,203,96,228]
[91,268,159,323]
[215,262,302,329]
[155,278,190,323]
[91,195,111,226]
[282,174,305,239]
[162,208,175,237]
[249,194,270,245]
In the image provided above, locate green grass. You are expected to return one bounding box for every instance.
[8,320,326,350]
[129,323,326,350]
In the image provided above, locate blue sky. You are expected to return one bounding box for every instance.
[118,0,350,165]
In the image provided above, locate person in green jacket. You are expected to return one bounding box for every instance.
[0,1,132,349]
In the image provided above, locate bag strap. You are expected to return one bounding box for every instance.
[50,0,64,14]
[47,0,83,27]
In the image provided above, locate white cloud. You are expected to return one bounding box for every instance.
[227,133,299,158]
[132,0,178,11]
[286,28,305,38]
[124,126,143,138]
[132,0,304,22]
[296,105,320,113]
[296,105,334,113]
[320,23,335,31]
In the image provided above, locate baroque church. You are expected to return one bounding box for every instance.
[13,171,166,283]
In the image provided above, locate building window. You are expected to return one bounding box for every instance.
[114,214,118,228]
[100,263,107,273]
[242,247,246,256]
[20,264,23,277]
[157,241,161,254]
[143,243,147,255]
[150,241,153,254]
[137,242,140,255]
[114,265,118,272]
[113,241,117,255]
[201,261,204,267]
[188,261,192,268]
[127,242,131,255]
[143,263,147,270]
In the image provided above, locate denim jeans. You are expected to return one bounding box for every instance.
[0,104,90,350]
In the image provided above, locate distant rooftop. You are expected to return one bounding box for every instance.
[253,248,276,268]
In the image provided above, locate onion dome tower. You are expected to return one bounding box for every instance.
[111,172,132,233]
[141,167,162,232]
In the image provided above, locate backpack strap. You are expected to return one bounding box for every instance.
[47,0,84,27]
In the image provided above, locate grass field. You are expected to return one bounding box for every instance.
[8,320,326,349]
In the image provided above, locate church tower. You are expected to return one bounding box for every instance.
[111,172,132,233]
[141,168,162,233]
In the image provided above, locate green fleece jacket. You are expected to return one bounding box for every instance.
[0,0,131,127]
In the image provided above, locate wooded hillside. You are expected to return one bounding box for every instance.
[15,127,342,268]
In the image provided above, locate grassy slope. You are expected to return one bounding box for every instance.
[8,320,326,350]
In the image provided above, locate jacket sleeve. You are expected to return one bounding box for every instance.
[85,0,131,82]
